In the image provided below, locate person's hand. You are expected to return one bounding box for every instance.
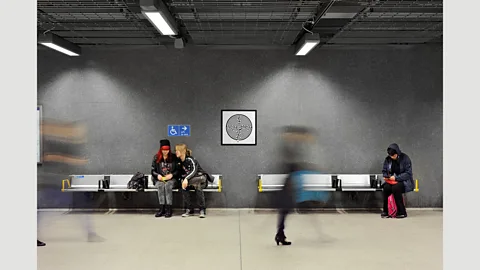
[182,179,188,189]
[157,175,163,181]
[165,174,173,180]
[389,176,396,181]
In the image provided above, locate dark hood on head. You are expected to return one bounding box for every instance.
[387,143,402,156]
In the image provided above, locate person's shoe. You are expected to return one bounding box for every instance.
[182,209,191,217]
[275,233,292,246]
[37,240,46,247]
[87,233,105,242]
[165,205,172,218]
[199,209,206,218]
[155,206,166,218]
[396,214,408,219]
[381,212,390,218]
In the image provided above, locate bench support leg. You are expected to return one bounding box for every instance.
[61,179,71,192]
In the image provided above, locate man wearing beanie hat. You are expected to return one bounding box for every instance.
[151,139,180,218]
[381,143,414,219]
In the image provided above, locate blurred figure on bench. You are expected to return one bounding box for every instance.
[175,143,208,218]
[151,139,179,218]
[381,143,414,219]
[275,126,318,246]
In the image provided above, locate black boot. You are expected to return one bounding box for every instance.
[165,205,172,218]
[37,240,46,247]
[275,232,292,246]
[155,205,165,218]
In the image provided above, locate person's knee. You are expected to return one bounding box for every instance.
[392,183,403,194]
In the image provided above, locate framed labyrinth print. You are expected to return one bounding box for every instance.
[221,110,257,145]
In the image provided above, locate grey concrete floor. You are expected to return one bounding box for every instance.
[37,210,442,270]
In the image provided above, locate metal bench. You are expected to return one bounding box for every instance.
[257,174,336,192]
[145,174,223,193]
[61,175,104,192]
[62,174,223,193]
[258,173,419,193]
[335,174,383,192]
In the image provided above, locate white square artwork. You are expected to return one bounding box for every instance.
[221,110,257,145]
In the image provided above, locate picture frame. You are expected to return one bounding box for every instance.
[221,110,257,145]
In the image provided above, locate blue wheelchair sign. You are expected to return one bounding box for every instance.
[168,125,190,137]
[168,125,180,136]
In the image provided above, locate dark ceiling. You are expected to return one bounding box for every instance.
[37,0,443,48]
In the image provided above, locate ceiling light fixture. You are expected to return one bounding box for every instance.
[295,33,320,56]
[38,33,81,57]
[140,0,178,36]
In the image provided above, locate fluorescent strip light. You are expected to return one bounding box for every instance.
[296,41,320,56]
[40,42,79,56]
[143,11,176,36]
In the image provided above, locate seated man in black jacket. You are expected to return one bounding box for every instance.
[381,143,414,219]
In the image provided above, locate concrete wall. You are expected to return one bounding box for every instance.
[37,45,442,209]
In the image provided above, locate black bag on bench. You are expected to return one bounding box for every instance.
[206,173,215,183]
[127,172,146,191]
[200,172,214,189]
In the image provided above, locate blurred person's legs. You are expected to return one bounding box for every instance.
[275,208,292,245]
[275,175,294,246]
[37,210,45,246]
[37,186,63,246]
[82,193,106,242]
[277,208,289,236]
[81,214,104,242]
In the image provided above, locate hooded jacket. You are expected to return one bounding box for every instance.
[382,143,414,193]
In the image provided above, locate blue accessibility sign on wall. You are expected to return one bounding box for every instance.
[179,125,190,136]
[168,125,191,137]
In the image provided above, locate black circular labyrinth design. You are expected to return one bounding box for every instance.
[226,114,253,141]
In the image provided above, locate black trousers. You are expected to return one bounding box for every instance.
[383,181,407,215]
[277,208,290,235]
[182,175,207,210]
[276,175,295,236]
